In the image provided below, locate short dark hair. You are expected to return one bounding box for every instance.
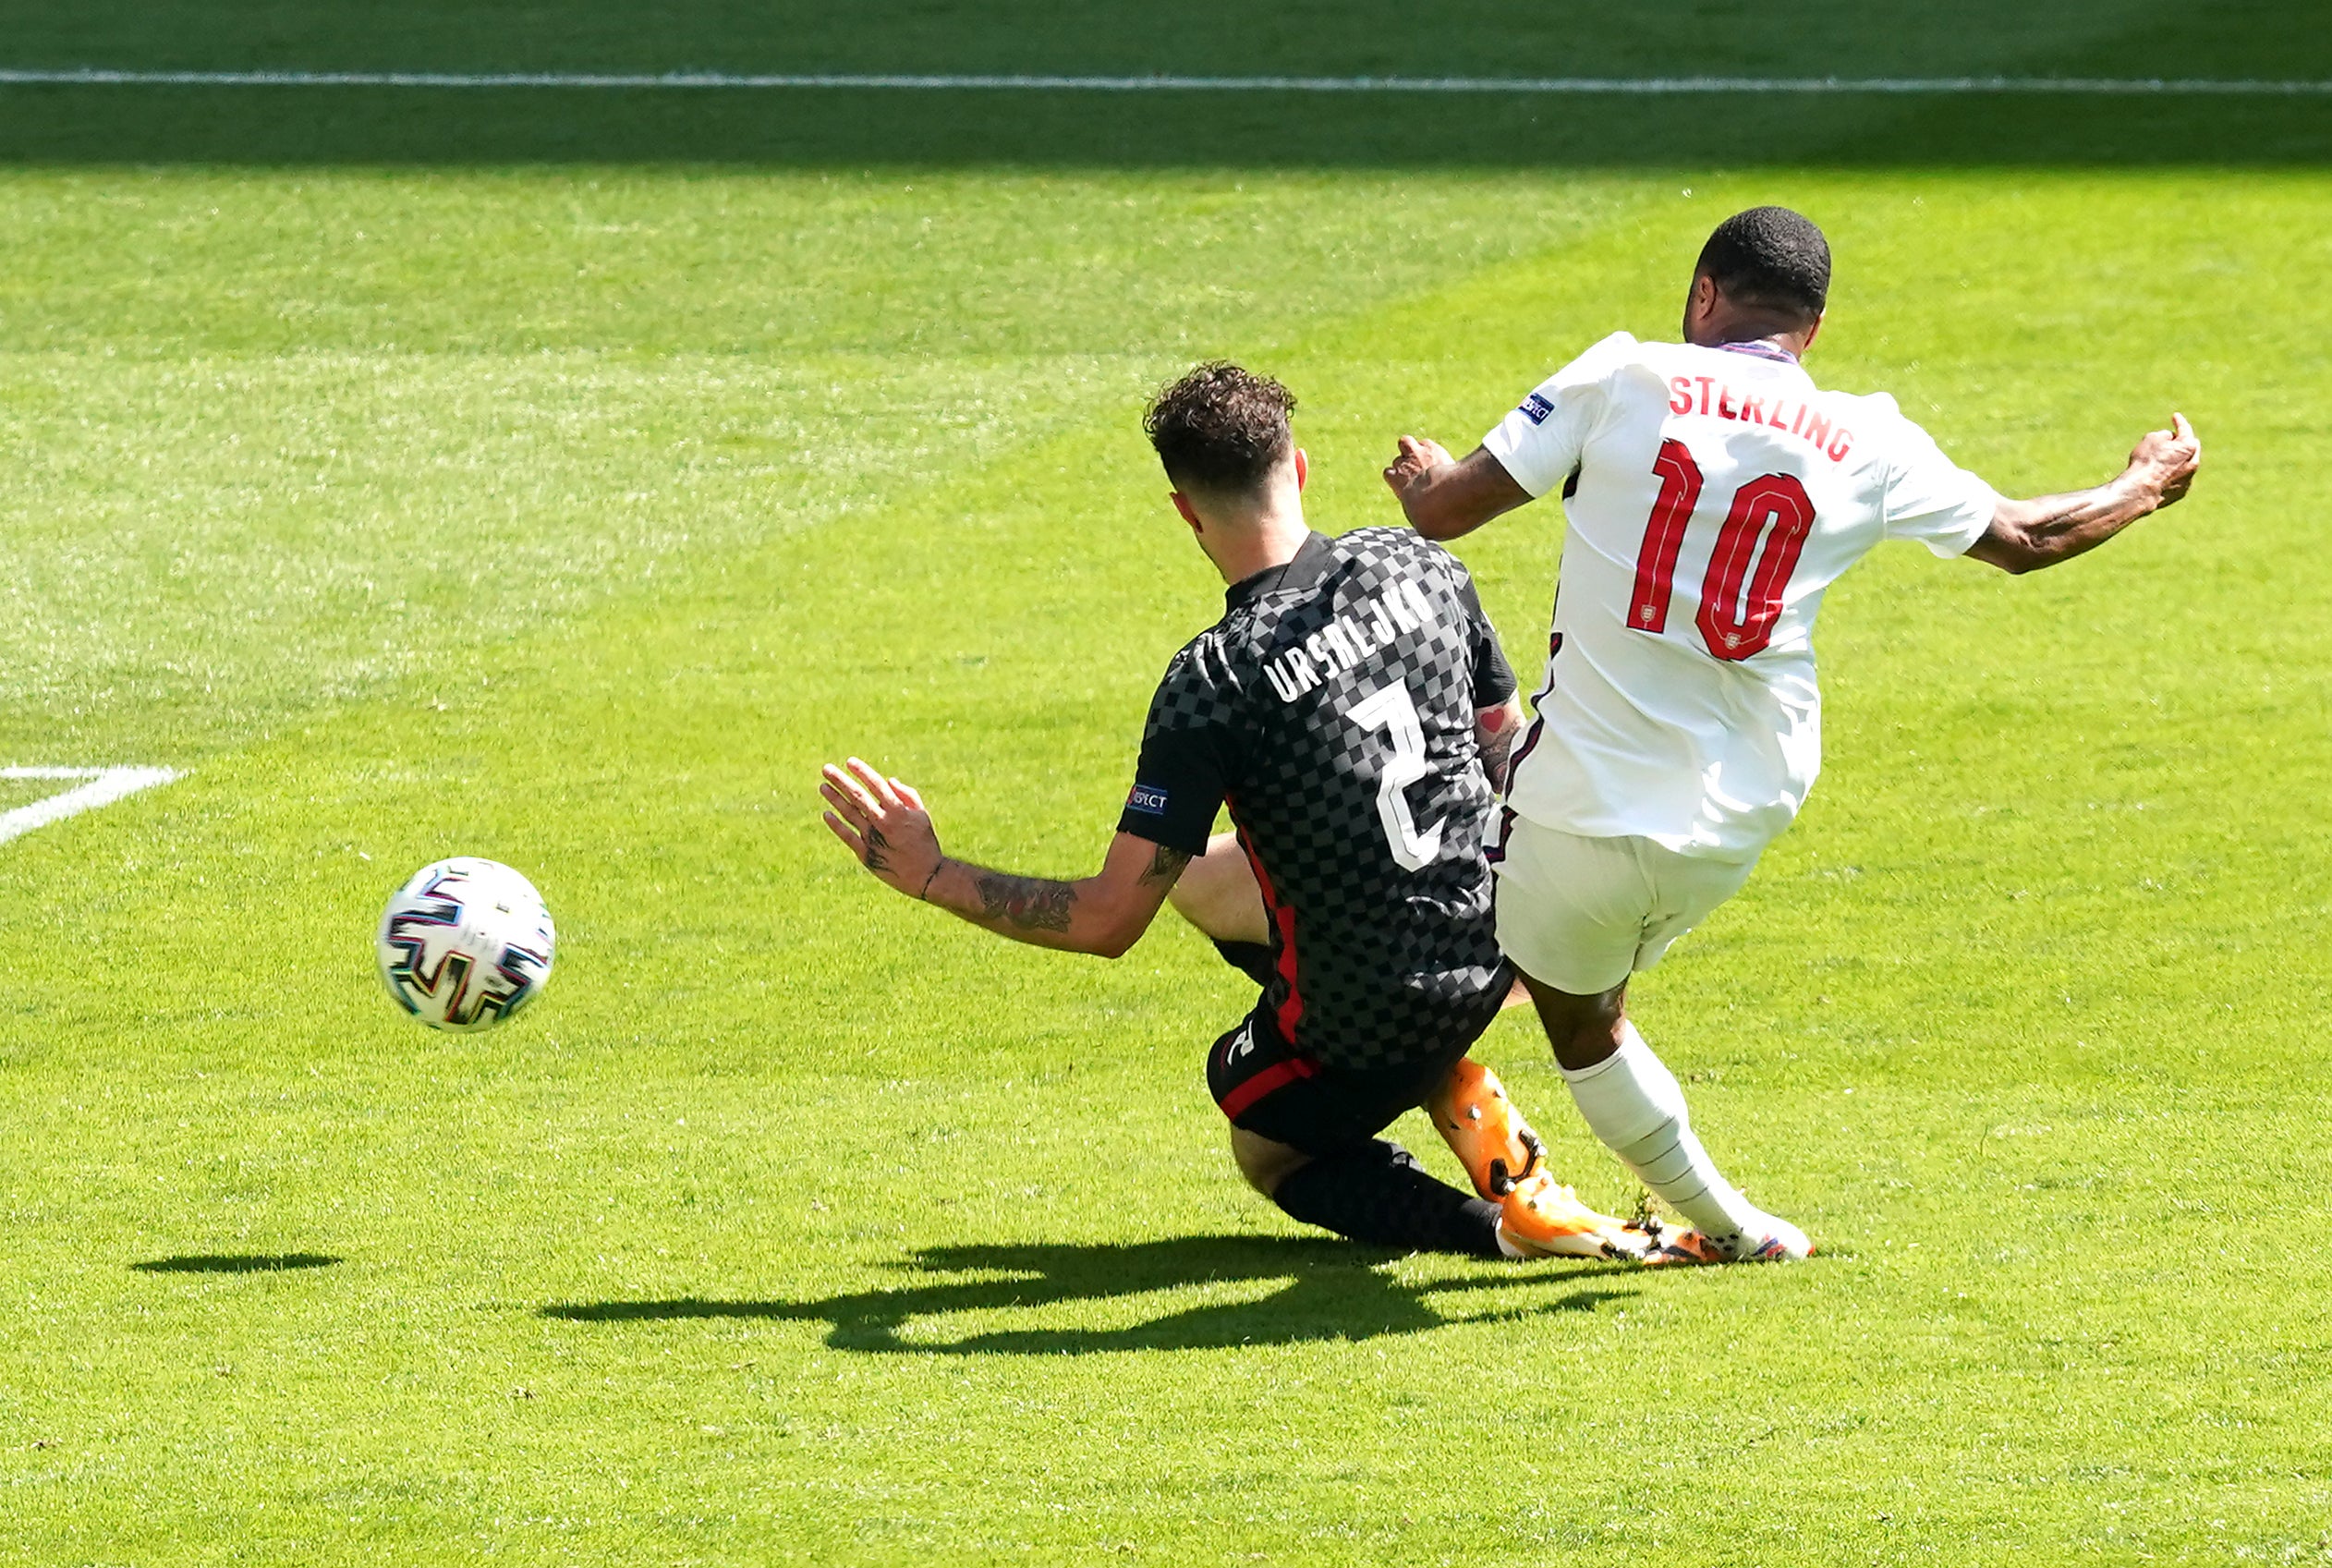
[1694,206,1830,322]
[1145,361,1296,495]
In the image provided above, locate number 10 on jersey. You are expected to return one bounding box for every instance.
[1628,438,1815,662]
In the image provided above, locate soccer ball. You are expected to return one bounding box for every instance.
[376,857,556,1032]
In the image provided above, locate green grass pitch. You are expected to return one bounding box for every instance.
[2,2,2330,1562]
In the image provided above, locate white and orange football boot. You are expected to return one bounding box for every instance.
[1427,1057,1648,1260]
[1640,1212,1813,1267]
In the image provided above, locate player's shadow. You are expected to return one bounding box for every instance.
[542,1235,1634,1355]
[130,1253,341,1273]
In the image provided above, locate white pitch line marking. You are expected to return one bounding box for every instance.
[0,69,2326,95]
[0,766,180,848]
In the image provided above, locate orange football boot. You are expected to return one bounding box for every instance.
[1498,1171,1651,1260]
[1427,1058,1648,1260]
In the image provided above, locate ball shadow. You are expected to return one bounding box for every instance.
[130,1253,343,1273]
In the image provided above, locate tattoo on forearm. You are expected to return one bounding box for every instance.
[1479,726,1517,795]
[974,872,1076,931]
[1141,844,1193,886]
[861,824,893,873]
[1477,706,1521,795]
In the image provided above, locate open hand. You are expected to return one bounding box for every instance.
[1381,434,1455,501]
[2131,412,2201,509]
[820,758,942,898]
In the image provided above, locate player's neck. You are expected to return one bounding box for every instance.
[1683,291,1819,359]
[1204,508,1311,585]
[1689,314,1816,359]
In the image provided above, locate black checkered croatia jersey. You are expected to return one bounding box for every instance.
[1117,529,1516,1072]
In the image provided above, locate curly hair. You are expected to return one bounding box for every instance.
[1144,361,1297,495]
[1694,206,1831,322]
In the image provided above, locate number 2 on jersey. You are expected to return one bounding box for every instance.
[1626,438,1815,662]
[1349,680,1442,872]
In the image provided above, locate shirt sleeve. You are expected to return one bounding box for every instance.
[1880,409,2001,558]
[1480,332,1637,499]
[1116,647,1236,856]
[1454,574,1517,708]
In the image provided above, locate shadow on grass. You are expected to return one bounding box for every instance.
[130,1253,341,1273]
[542,1234,1634,1354]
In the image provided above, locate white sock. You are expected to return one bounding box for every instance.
[1561,1022,1766,1240]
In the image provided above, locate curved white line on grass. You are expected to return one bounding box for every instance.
[0,69,2326,94]
[0,766,180,847]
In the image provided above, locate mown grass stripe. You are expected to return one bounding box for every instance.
[0,69,2327,93]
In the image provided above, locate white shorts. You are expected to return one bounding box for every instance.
[1491,817,1758,996]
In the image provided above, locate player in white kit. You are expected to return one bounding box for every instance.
[1382,206,2202,1263]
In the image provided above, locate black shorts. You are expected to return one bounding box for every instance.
[1205,999,1498,1158]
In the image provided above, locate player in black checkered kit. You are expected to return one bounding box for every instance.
[822,362,1652,1261]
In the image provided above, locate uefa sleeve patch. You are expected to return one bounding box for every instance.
[1520,392,1555,425]
[1125,784,1171,816]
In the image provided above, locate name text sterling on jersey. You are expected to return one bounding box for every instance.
[1667,375,1856,462]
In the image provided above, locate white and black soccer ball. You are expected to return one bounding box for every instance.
[376,857,556,1032]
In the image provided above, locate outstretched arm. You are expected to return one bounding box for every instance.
[1966,413,2201,575]
[820,758,1190,959]
[1382,436,1534,541]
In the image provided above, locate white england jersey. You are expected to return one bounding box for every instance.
[1482,332,1998,861]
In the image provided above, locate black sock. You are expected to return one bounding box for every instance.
[1211,939,1276,988]
[1271,1140,1503,1259]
